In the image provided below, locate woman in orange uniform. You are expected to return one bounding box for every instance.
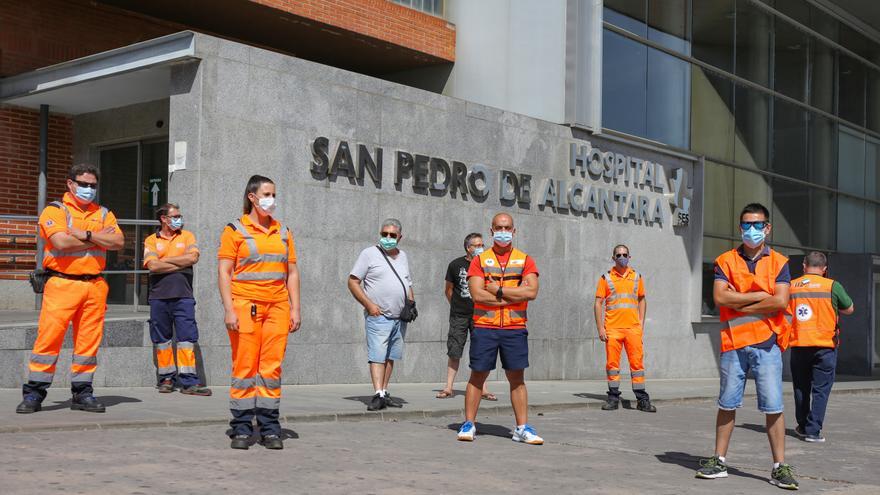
[218,174,301,450]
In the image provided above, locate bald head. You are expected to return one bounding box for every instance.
[492,212,514,229]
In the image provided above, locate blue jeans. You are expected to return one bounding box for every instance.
[718,343,784,414]
[365,315,406,363]
[149,298,200,387]
[791,347,837,435]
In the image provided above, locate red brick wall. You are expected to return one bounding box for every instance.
[0,0,179,77]
[0,107,72,279]
[250,0,455,62]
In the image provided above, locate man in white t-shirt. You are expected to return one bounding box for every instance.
[348,218,415,412]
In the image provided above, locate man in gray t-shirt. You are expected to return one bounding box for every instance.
[348,218,414,412]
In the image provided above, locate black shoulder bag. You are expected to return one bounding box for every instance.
[376,246,418,322]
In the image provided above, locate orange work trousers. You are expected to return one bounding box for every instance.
[26,276,108,396]
[605,327,647,397]
[228,299,290,412]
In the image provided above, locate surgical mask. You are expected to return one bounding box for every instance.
[169,217,184,230]
[472,247,484,257]
[492,231,513,247]
[258,196,276,214]
[379,237,398,251]
[75,186,96,203]
[615,257,629,268]
[742,226,766,248]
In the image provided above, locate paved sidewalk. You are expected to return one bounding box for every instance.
[1,377,878,433]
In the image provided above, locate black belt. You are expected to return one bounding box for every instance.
[47,270,102,281]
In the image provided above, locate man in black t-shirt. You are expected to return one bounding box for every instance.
[437,233,495,400]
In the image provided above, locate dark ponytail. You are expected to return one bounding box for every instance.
[242,175,274,214]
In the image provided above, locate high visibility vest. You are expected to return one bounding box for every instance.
[602,269,641,329]
[789,275,838,348]
[42,200,109,274]
[472,248,529,329]
[228,219,291,282]
[716,248,793,352]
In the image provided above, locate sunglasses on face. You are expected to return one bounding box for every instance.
[380,232,399,239]
[740,221,768,230]
[73,179,98,189]
[614,252,629,259]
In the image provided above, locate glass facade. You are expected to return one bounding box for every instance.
[602,0,880,315]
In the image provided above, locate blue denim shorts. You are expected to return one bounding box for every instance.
[365,315,406,363]
[718,343,784,414]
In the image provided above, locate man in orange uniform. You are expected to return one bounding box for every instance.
[594,244,656,413]
[456,212,543,445]
[696,203,798,490]
[789,252,854,443]
[218,175,301,450]
[143,203,211,396]
[16,164,124,414]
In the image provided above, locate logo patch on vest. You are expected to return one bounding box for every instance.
[796,304,813,322]
[484,258,495,266]
[509,259,524,266]
[176,243,185,249]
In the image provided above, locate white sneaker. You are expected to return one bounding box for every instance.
[512,424,544,445]
[457,421,476,441]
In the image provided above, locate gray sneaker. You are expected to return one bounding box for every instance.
[770,464,799,490]
[695,456,728,479]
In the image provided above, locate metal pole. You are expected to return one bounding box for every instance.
[35,104,49,309]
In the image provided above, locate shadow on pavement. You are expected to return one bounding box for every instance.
[41,395,142,412]
[573,392,633,409]
[343,395,409,407]
[737,422,801,439]
[447,422,512,438]
[655,451,767,482]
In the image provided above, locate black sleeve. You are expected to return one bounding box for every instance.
[445,261,455,284]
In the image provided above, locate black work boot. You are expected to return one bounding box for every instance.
[261,434,284,450]
[230,435,250,450]
[637,398,657,413]
[71,395,106,413]
[16,397,42,414]
[601,398,620,410]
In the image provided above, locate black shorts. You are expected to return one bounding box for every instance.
[446,314,473,359]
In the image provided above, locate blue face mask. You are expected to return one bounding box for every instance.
[472,247,484,256]
[75,186,96,203]
[492,231,513,246]
[379,237,398,251]
[615,257,629,268]
[169,217,184,230]
[742,226,766,248]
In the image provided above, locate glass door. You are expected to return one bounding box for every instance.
[98,140,167,310]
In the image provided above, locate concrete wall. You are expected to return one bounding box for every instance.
[439,0,567,124]
[156,34,714,386]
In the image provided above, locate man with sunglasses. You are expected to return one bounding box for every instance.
[696,203,798,490]
[349,218,414,412]
[594,245,656,413]
[17,164,124,414]
[143,203,211,396]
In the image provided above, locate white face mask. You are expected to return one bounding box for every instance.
[258,196,276,214]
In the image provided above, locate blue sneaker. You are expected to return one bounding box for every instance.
[512,424,544,445]
[457,421,476,441]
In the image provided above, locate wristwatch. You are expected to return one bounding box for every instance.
[495,286,504,300]
[85,230,92,241]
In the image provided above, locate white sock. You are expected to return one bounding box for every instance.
[516,424,526,430]
[382,389,388,396]
[773,462,781,469]
[376,390,385,397]
[718,456,726,463]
